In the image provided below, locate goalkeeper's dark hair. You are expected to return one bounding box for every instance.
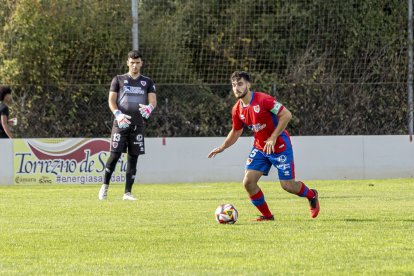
[128,50,143,60]
[231,71,251,82]
[0,86,12,101]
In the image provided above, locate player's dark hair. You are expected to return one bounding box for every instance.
[0,86,12,101]
[231,71,251,82]
[128,50,143,60]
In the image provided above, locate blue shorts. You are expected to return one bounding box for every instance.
[245,147,295,180]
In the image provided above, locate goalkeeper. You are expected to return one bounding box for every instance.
[99,50,157,201]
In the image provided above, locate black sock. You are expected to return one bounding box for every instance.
[125,154,138,193]
[104,151,122,184]
[125,173,135,193]
[104,168,113,185]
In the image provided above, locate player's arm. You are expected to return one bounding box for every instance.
[1,114,13,138]
[139,92,157,119]
[263,106,292,154]
[108,91,119,113]
[208,128,243,158]
[148,92,157,109]
[109,91,131,128]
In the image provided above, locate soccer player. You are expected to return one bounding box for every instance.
[208,71,320,221]
[0,86,17,139]
[98,50,157,201]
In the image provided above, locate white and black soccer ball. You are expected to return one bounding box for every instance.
[215,204,238,224]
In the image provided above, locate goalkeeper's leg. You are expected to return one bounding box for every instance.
[104,151,123,184]
[99,151,122,200]
[125,154,139,194]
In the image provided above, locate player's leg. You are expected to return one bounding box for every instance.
[122,125,145,200]
[104,151,123,185]
[279,179,319,218]
[243,170,274,221]
[245,148,274,221]
[271,150,319,218]
[296,180,319,218]
[99,151,122,200]
[122,153,138,200]
[98,123,126,200]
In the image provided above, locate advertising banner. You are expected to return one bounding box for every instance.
[13,138,126,185]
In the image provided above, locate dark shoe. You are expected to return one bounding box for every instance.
[308,189,320,218]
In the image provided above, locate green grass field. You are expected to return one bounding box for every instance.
[0,179,413,275]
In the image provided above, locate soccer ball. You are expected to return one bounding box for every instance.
[215,204,238,224]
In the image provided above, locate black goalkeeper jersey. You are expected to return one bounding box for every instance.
[110,74,156,126]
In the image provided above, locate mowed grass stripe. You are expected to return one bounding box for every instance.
[0,179,413,275]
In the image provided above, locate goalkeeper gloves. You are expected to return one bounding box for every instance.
[113,110,131,129]
[139,103,154,119]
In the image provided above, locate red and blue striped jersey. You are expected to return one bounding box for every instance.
[232,91,292,154]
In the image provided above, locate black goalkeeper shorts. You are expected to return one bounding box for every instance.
[110,122,145,155]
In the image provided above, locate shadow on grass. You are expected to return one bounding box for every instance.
[343,218,380,222]
[341,218,414,222]
[321,196,375,199]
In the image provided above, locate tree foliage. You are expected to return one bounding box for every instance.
[0,0,408,137]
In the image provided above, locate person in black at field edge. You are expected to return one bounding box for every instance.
[98,50,157,201]
[0,86,17,139]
